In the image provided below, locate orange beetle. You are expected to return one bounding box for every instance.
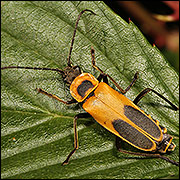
[69,71,177,157]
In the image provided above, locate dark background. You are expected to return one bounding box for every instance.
[104,1,179,72]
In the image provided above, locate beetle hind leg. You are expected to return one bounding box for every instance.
[115,137,179,166]
[133,88,179,111]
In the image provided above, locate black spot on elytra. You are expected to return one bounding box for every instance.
[112,119,153,149]
[124,105,161,139]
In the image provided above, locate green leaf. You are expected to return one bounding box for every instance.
[1,1,179,179]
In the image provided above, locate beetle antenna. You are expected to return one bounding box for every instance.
[1,9,95,72]
[67,9,96,67]
[1,66,64,74]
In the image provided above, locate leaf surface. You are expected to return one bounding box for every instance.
[1,1,179,179]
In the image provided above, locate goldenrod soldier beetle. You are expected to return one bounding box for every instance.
[1,9,179,166]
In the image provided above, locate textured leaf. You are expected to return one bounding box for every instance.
[1,1,179,179]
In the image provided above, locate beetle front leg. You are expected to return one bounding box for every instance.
[90,47,138,94]
[36,88,77,104]
[62,113,92,165]
[97,73,109,84]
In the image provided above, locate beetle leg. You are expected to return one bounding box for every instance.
[96,73,104,82]
[97,73,109,84]
[102,75,109,84]
[36,88,77,104]
[133,88,179,111]
[115,137,179,166]
[124,72,139,93]
[36,88,92,165]
[90,46,138,94]
[62,113,92,165]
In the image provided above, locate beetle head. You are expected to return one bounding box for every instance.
[62,65,81,85]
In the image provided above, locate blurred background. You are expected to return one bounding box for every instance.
[104,1,179,72]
